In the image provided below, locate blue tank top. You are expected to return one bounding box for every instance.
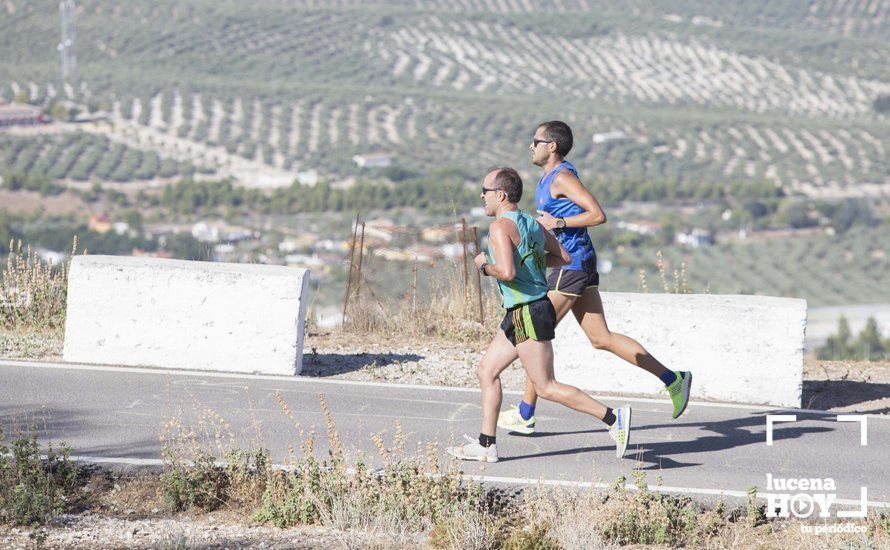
[487,210,548,309]
[534,160,596,271]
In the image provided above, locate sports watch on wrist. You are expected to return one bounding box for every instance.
[555,217,566,229]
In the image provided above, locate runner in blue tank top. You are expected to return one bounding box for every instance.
[497,121,693,437]
[446,167,632,462]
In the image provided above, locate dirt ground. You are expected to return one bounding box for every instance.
[0,188,89,216]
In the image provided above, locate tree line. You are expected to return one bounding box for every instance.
[817,316,889,361]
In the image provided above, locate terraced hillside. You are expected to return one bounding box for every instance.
[600,225,890,307]
[0,0,887,193]
[0,132,199,183]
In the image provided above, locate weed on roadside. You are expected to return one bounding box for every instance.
[0,239,78,333]
[0,425,79,526]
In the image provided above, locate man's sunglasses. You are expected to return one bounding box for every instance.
[532,138,553,147]
[481,186,502,194]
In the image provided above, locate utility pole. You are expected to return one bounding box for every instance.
[58,0,77,81]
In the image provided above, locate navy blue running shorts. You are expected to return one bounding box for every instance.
[547,259,599,297]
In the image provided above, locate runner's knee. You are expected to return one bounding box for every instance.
[534,381,558,401]
[589,332,612,350]
[477,363,498,385]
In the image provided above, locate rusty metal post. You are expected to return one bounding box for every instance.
[472,226,484,325]
[412,255,418,316]
[355,221,366,299]
[341,213,360,324]
[461,218,469,299]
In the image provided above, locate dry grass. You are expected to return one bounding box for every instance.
[0,327,63,359]
[342,265,503,344]
[638,249,693,294]
[145,391,890,548]
[153,392,492,548]
[0,238,77,333]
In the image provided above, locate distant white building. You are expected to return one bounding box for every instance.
[112,222,131,236]
[592,130,627,144]
[191,221,219,243]
[617,220,660,236]
[676,228,714,248]
[284,253,325,269]
[353,153,392,168]
[439,243,464,259]
[297,170,319,186]
[0,102,44,128]
[36,248,66,265]
[192,221,254,243]
[213,243,237,262]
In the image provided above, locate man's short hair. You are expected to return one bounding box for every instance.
[488,166,522,203]
[539,120,573,157]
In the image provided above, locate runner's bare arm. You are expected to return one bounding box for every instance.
[473,219,517,281]
[536,171,606,230]
[542,227,571,268]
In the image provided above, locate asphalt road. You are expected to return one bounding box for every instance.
[1,359,887,507]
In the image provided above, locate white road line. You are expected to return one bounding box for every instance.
[2,359,888,419]
[60,454,890,509]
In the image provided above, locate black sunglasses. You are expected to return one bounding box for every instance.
[532,138,553,147]
[481,186,502,194]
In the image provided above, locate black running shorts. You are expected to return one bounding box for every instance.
[500,296,557,346]
[547,259,599,297]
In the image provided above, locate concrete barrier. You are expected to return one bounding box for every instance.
[553,293,807,408]
[63,256,310,375]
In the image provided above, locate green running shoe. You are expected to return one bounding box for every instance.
[497,405,536,435]
[666,371,692,419]
[608,405,632,458]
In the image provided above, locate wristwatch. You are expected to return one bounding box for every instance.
[555,217,566,229]
[480,263,489,276]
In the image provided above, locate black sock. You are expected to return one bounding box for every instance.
[602,408,616,427]
[479,433,496,448]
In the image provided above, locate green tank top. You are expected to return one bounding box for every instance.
[488,210,548,309]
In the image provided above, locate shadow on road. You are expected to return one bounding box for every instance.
[504,411,839,470]
[0,405,164,460]
[299,351,425,376]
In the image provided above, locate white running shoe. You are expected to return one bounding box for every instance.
[497,405,536,435]
[446,434,499,463]
[608,405,632,458]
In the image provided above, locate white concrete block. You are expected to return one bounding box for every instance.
[63,256,309,375]
[553,293,807,408]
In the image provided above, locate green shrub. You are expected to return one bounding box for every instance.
[161,447,269,513]
[0,426,79,526]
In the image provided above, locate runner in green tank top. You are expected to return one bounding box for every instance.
[446,167,633,463]
[487,209,548,310]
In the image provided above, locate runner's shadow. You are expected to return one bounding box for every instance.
[631,411,835,470]
[509,429,598,438]
[299,352,424,376]
[496,445,608,462]
[500,411,835,469]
